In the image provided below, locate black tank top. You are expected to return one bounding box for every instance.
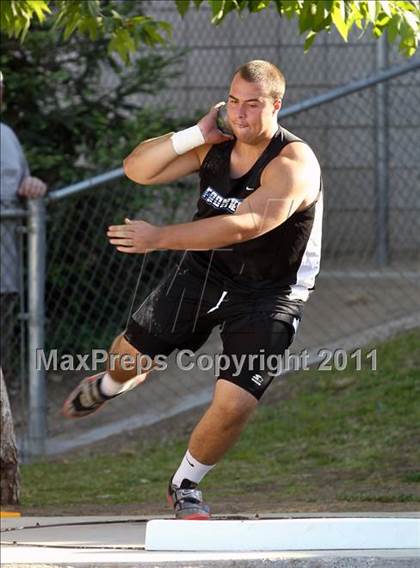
[184,126,323,300]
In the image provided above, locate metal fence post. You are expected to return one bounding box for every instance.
[26,197,47,459]
[375,33,389,266]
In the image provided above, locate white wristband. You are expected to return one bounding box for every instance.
[171,125,205,155]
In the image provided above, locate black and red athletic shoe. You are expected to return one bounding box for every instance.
[61,372,113,419]
[167,478,210,520]
[62,372,144,419]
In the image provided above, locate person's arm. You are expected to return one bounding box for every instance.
[108,143,320,253]
[10,130,47,199]
[224,141,320,243]
[123,104,233,185]
[123,132,200,185]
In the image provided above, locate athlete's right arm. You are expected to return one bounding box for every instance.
[123,105,233,186]
[123,132,202,185]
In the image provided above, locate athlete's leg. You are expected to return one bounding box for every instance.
[168,379,257,519]
[189,379,257,464]
[185,318,294,464]
[61,333,154,419]
[105,333,152,385]
[169,317,294,512]
[62,264,213,419]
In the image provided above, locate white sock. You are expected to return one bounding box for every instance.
[98,371,124,397]
[172,450,215,488]
[99,371,145,397]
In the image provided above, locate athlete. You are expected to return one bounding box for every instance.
[62,60,323,520]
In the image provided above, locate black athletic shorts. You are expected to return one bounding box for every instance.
[124,264,304,400]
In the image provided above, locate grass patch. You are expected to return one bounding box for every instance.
[22,330,420,508]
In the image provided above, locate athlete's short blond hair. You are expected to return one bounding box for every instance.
[234,60,286,101]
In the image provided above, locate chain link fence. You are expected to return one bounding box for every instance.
[1,3,419,458]
[45,181,191,355]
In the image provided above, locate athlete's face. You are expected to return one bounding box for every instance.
[227,74,281,144]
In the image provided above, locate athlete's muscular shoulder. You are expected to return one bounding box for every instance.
[269,140,320,181]
[234,141,319,238]
[261,141,320,208]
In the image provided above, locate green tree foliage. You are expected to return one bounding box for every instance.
[1,0,419,61]
[0,0,172,64]
[1,28,182,187]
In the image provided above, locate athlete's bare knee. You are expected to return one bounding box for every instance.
[210,379,257,424]
[109,333,138,356]
[107,333,152,383]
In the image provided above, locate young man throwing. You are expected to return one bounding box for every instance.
[63,60,323,520]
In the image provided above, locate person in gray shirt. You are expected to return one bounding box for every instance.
[1,71,47,391]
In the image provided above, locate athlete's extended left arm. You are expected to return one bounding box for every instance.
[107,151,318,253]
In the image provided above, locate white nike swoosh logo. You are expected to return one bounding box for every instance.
[245,186,254,191]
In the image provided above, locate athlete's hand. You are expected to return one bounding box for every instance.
[107,218,161,254]
[197,102,234,145]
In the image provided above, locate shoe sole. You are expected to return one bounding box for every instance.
[61,373,106,419]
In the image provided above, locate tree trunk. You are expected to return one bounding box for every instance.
[0,367,20,505]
